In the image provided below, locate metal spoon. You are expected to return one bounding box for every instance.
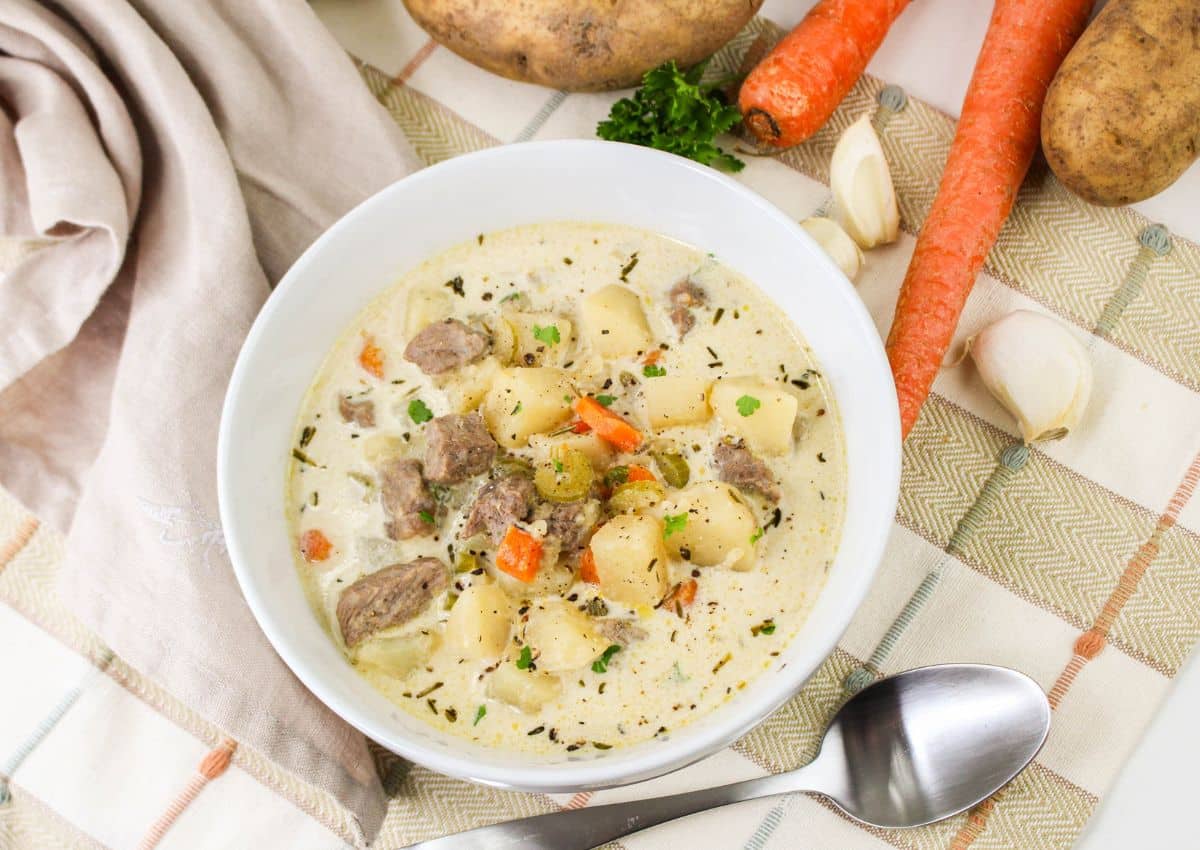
[403,664,1051,850]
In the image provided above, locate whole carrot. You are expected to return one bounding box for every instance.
[739,0,909,149]
[885,0,1094,439]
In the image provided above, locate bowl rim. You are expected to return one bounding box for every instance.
[218,138,900,792]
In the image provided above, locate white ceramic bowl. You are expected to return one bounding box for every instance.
[218,139,900,793]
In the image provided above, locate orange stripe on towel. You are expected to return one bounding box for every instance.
[393,39,437,85]
[0,516,39,573]
[950,452,1200,850]
[563,791,593,810]
[137,739,237,850]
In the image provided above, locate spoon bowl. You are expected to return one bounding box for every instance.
[403,664,1052,849]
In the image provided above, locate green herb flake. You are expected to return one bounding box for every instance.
[516,646,533,670]
[511,402,523,415]
[408,399,434,424]
[299,425,316,448]
[595,394,616,407]
[596,61,744,172]
[291,449,324,468]
[751,619,777,637]
[642,364,667,378]
[553,459,565,474]
[620,253,639,281]
[735,395,761,417]
[605,466,630,486]
[592,644,621,674]
[473,705,486,726]
[533,324,561,346]
[750,527,764,544]
[663,513,688,538]
[500,291,522,303]
[419,510,435,525]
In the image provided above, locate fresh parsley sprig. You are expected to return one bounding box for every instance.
[597,61,744,172]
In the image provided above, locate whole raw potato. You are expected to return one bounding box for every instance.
[401,0,765,91]
[1041,0,1200,206]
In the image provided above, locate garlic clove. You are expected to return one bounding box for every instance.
[970,310,1093,444]
[830,114,900,250]
[801,216,863,281]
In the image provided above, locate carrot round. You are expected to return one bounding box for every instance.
[573,397,643,453]
[885,0,1094,438]
[579,547,599,584]
[358,335,385,379]
[626,464,656,483]
[299,529,332,562]
[739,0,909,149]
[496,526,543,582]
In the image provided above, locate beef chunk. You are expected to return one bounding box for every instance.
[338,395,376,428]
[379,457,437,539]
[536,498,601,553]
[713,440,781,502]
[336,557,448,647]
[462,475,537,544]
[423,412,497,485]
[668,279,706,337]
[403,318,489,375]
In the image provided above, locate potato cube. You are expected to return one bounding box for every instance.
[402,287,454,339]
[483,367,575,447]
[353,630,436,678]
[581,284,652,358]
[524,600,608,672]
[669,482,758,571]
[710,377,799,455]
[487,663,562,713]
[644,374,712,429]
[506,311,575,367]
[589,514,669,608]
[446,356,501,413]
[444,583,512,660]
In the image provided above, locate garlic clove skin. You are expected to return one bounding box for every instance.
[830,114,900,250]
[970,310,1093,444]
[801,216,863,281]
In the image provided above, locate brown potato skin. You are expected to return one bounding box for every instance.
[401,0,764,92]
[1041,0,1200,206]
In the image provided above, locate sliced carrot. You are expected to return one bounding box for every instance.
[299,529,332,562]
[571,419,592,435]
[358,335,385,379]
[884,0,1094,438]
[573,397,642,453]
[660,578,698,615]
[579,547,599,584]
[626,464,656,483]
[496,525,543,583]
[642,349,662,366]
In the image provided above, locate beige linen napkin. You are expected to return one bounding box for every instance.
[0,0,420,837]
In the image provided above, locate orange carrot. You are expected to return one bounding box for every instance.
[571,419,592,435]
[626,464,656,483]
[660,578,698,615]
[358,335,384,379]
[739,0,909,149]
[642,349,662,366]
[299,529,332,562]
[885,0,1093,438]
[573,397,642,453]
[579,547,599,584]
[496,526,543,582]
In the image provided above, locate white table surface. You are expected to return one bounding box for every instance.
[313,1,1200,847]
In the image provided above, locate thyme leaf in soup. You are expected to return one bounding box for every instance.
[619,253,639,281]
[735,395,761,417]
[444,275,465,297]
[532,324,560,346]
[408,399,433,423]
[751,619,776,636]
[299,425,316,448]
[291,449,324,468]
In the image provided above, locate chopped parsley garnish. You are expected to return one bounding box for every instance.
[663,513,688,538]
[418,510,435,525]
[751,619,777,636]
[596,61,744,172]
[605,466,630,486]
[592,644,621,673]
[735,395,761,417]
[553,458,564,474]
[516,646,533,670]
[408,399,433,423]
[595,394,616,407]
[511,402,523,415]
[473,705,486,726]
[750,527,764,544]
[532,324,560,346]
[444,275,465,297]
[642,364,667,378]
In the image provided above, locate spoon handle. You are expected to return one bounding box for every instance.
[401,771,811,850]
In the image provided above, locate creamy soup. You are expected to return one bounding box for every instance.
[286,222,845,754]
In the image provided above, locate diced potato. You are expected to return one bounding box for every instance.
[506,311,575,368]
[353,630,436,678]
[529,431,613,469]
[483,367,575,447]
[488,315,518,366]
[361,434,405,464]
[495,558,575,599]
[581,284,652,358]
[669,482,757,571]
[644,374,712,429]
[524,600,608,672]
[710,377,799,455]
[487,663,562,713]
[589,514,669,608]
[444,583,512,660]
[402,287,454,339]
[445,356,500,413]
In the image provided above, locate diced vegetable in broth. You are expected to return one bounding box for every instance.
[286,222,845,754]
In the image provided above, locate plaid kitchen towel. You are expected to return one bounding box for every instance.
[2,14,1199,850]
